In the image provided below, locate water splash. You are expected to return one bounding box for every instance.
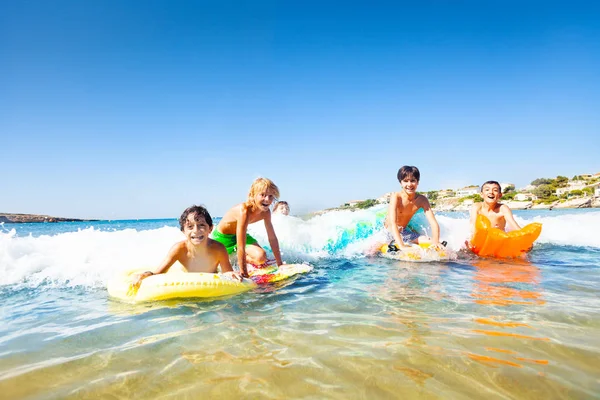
[2,208,599,290]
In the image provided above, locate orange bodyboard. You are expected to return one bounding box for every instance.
[470,215,542,258]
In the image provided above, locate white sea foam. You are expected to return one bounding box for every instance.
[1,209,599,289]
[0,226,184,288]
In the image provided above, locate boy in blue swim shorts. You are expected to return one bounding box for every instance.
[384,166,443,251]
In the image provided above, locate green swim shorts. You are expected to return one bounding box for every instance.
[211,229,259,254]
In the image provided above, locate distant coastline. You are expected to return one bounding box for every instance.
[316,172,600,215]
[0,213,98,224]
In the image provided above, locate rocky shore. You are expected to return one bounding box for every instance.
[431,197,600,212]
[0,213,97,223]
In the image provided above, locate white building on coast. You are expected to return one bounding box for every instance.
[556,181,588,196]
[456,186,479,198]
[514,193,537,201]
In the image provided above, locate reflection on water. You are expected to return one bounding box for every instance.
[1,257,599,399]
[471,259,545,306]
[468,259,550,372]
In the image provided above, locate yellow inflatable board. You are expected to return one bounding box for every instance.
[470,214,542,258]
[108,266,256,302]
[379,243,456,262]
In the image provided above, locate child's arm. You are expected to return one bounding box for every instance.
[131,242,182,287]
[388,195,411,249]
[264,211,283,266]
[500,205,522,231]
[421,199,440,245]
[236,204,250,277]
[469,203,479,229]
[216,243,242,281]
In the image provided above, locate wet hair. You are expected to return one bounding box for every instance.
[179,205,213,231]
[481,180,501,192]
[248,177,280,210]
[397,166,420,182]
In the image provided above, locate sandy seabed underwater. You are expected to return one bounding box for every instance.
[1,207,599,399]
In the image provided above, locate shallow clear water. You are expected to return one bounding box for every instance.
[1,208,599,399]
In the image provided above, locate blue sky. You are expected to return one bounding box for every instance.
[2,1,599,219]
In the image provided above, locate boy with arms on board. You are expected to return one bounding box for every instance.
[131,205,240,287]
[211,177,283,278]
[469,181,521,232]
[385,165,443,251]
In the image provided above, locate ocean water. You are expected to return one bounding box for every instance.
[1,207,599,399]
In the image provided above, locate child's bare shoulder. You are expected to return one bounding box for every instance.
[471,202,483,212]
[208,238,227,253]
[170,240,188,256]
[389,191,402,200]
[415,193,430,206]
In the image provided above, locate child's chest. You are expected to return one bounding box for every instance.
[182,254,219,273]
[398,199,419,215]
[480,208,505,225]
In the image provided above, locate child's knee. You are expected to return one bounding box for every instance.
[247,246,267,264]
[417,235,430,244]
[254,249,267,264]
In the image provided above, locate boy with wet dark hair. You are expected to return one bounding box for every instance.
[397,165,420,182]
[470,181,521,232]
[385,165,442,250]
[179,205,213,230]
[131,205,240,287]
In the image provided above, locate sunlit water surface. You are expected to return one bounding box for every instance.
[1,208,599,399]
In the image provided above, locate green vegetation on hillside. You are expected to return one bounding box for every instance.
[458,194,483,203]
[355,199,377,209]
[340,199,378,210]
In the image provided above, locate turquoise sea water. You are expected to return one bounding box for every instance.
[1,207,600,399]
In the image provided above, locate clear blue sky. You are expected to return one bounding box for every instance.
[2,0,599,219]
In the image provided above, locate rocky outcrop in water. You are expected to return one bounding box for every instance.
[0,213,96,223]
[553,198,592,209]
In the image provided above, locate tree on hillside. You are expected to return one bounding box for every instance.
[427,191,438,201]
[569,190,583,197]
[503,184,515,193]
[582,187,593,196]
[458,194,483,203]
[531,178,553,186]
[555,176,569,187]
[532,184,555,199]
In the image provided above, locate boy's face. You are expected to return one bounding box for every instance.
[183,213,212,245]
[400,175,419,194]
[253,189,276,212]
[481,184,502,205]
[275,204,290,215]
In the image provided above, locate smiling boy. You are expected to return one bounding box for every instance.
[131,205,239,288]
[211,177,283,277]
[470,181,521,231]
[385,165,442,250]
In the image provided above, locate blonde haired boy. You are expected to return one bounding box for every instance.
[212,178,283,277]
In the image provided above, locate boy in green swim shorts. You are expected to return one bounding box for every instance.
[211,177,284,277]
